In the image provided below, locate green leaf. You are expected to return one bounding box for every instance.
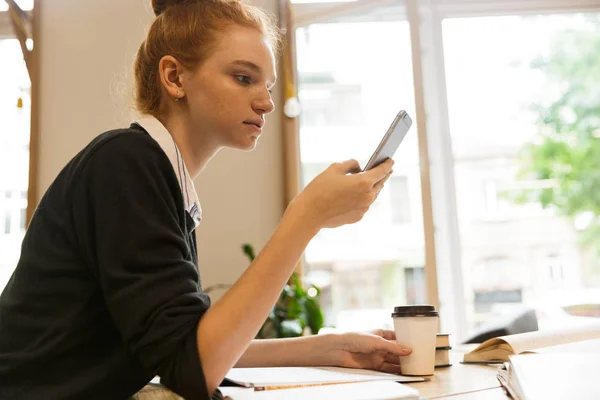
[280,319,304,338]
[242,244,256,262]
[290,272,307,297]
[256,310,280,339]
[309,284,321,297]
[241,247,325,338]
[305,297,324,335]
[283,285,296,299]
[285,297,307,323]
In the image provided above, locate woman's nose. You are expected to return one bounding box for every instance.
[252,90,275,115]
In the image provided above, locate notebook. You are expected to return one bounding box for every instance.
[436,333,450,348]
[463,322,600,363]
[497,353,600,400]
[435,346,451,368]
[220,380,419,400]
[224,366,426,390]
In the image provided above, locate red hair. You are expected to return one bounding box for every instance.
[134,0,280,115]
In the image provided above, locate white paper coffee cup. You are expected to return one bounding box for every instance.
[392,305,439,376]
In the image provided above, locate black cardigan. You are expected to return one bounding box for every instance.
[0,125,214,399]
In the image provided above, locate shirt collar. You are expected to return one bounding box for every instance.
[135,115,202,229]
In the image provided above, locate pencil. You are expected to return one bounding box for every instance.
[254,380,370,391]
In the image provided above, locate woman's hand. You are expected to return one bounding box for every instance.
[290,159,394,230]
[320,330,412,374]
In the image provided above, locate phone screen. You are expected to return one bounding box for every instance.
[362,110,413,172]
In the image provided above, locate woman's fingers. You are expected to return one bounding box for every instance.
[369,329,396,341]
[368,170,393,205]
[380,330,396,341]
[385,353,402,365]
[337,159,362,174]
[362,159,394,184]
[373,170,393,192]
[298,158,394,230]
[379,362,404,375]
[373,337,412,356]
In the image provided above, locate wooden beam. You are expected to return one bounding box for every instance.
[25,0,40,226]
[279,2,301,206]
[5,0,29,22]
[6,0,32,80]
[278,0,304,276]
[407,0,440,311]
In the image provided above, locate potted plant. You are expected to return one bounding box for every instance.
[242,244,324,339]
[204,244,324,339]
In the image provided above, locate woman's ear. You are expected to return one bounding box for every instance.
[158,55,186,101]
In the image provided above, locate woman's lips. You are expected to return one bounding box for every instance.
[244,122,262,133]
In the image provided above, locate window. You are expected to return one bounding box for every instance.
[473,290,523,315]
[296,6,426,332]
[0,11,32,290]
[482,180,498,220]
[3,212,10,235]
[299,73,364,128]
[19,207,26,232]
[294,0,600,340]
[404,266,425,305]
[546,253,565,287]
[442,12,600,333]
[390,176,411,225]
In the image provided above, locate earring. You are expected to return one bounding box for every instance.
[174,97,180,102]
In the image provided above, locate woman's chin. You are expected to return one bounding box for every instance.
[235,135,260,151]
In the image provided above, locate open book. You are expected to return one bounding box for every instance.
[463,322,600,363]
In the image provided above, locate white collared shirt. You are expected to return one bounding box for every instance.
[135,116,202,229]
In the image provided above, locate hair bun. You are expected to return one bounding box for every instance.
[152,0,187,16]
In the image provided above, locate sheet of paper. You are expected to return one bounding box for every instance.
[220,380,419,400]
[225,366,425,388]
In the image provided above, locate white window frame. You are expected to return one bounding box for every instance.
[293,0,600,340]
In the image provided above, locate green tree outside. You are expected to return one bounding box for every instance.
[514,15,600,270]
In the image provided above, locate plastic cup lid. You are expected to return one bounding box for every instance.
[391,305,439,317]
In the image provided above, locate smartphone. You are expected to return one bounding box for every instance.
[362,110,413,172]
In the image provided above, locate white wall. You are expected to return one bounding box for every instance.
[37,0,284,290]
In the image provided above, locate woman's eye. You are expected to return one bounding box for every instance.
[235,75,251,85]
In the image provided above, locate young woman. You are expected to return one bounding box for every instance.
[0,0,411,399]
